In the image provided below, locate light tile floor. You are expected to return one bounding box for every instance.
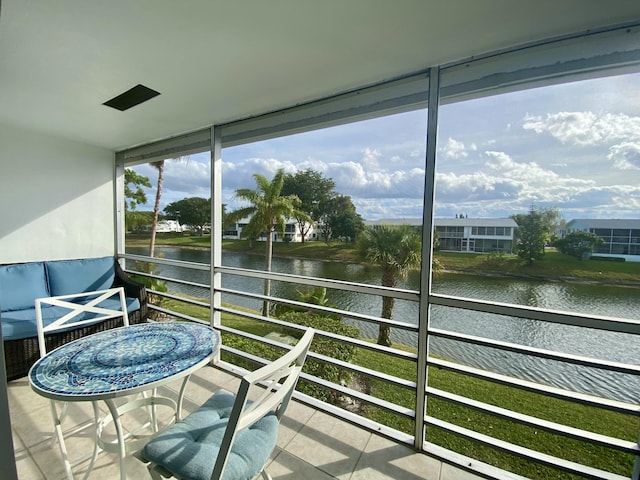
[8,366,484,480]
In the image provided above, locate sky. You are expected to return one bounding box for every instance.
[132,70,640,223]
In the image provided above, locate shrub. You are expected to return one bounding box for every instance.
[482,251,509,268]
[278,310,359,402]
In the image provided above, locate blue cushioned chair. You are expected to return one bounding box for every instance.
[140,328,315,480]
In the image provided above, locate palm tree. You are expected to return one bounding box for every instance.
[357,224,422,346]
[148,160,165,258]
[228,169,308,316]
[148,156,192,257]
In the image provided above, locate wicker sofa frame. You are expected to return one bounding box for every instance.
[3,261,147,381]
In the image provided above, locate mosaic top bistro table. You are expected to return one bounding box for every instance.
[29,322,220,480]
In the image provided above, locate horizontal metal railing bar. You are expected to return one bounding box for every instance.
[297,343,417,391]
[124,254,420,305]
[428,328,640,376]
[217,321,416,391]
[216,265,420,301]
[218,343,415,419]
[127,269,210,290]
[423,441,530,480]
[217,325,301,353]
[425,417,629,480]
[213,359,416,447]
[299,371,416,419]
[147,289,211,308]
[429,293,640,334]
[217,344,405,415]
[121,253,212,271]
[429,357,640,416]
[219,286,419,332]
[147,304,208,325]
[292,387,415,446]
[218,304,418,361]
[425,387,639,454]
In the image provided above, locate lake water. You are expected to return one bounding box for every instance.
[127,246,640,403]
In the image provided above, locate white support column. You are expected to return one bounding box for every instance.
[114,153,126,262]
[415,66,440,450]
[210,126,223,363]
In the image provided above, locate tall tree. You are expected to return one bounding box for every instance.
[281,169,336,242]
[227,169,308,316]
[318,195,362,243]
[356,225,421,346]
[147,156,191,256]
[538,207,564,245]
[148,160,165,258]
[164,197,211,235]
[124,168,151,210]
[124,169,151,232]
[512,207,547,265]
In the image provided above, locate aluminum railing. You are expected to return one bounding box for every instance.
[121,253,640,480]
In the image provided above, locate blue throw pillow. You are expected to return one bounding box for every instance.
[0,262,50,311]
[46,256,115,297]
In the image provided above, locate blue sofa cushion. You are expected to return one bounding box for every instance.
[0,297,140,341]
[74,296,141,314]
[143,389,279,480]
[1,306,76,341]
[46,256,115,297]
[0,262,50,312]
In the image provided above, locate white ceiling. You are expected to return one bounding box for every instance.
[1,0,640,151]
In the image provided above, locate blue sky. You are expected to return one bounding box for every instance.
[132,71,640,223]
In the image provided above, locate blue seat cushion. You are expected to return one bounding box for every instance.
[0,262,49,312]
[0,297,140,341]
[45,256,115,297]
[142,389,279,480]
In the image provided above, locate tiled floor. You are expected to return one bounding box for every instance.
[8,366,484,480]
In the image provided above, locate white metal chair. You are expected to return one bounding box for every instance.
[35,286,130,355]
[35,286,130,480]
[139,328,315,480]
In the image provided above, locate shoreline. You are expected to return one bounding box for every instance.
[441,267,640,289]
[127,241,640,288]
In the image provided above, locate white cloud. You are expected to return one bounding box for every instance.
[163,159,210,195]
[523,111,640,172]
[608,142,640,170]
[434,149,603,217]
[361,148,382,170]
[440,137,468,159]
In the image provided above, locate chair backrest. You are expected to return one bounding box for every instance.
[212,328,315,480]
[35,286,130,357]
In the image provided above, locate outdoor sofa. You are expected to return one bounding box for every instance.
[0,256,147,380]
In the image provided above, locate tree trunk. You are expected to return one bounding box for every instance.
[378,268,396,346]
[149,161,165,258]
[262,228,273,317]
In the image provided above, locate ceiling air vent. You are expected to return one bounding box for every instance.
[102,84,160,111]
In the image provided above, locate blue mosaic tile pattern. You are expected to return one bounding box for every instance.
[30,322,219,397]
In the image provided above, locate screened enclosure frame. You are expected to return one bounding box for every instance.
[115,21,640,479]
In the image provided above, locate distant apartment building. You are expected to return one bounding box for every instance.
[434,218,518,253]
[365,217,518,254]
[143,219,182,233]
[565,219,640,262]
[223,218,314,243]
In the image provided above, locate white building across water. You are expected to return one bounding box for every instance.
[366,218,518,254]
[565,219,640,262]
